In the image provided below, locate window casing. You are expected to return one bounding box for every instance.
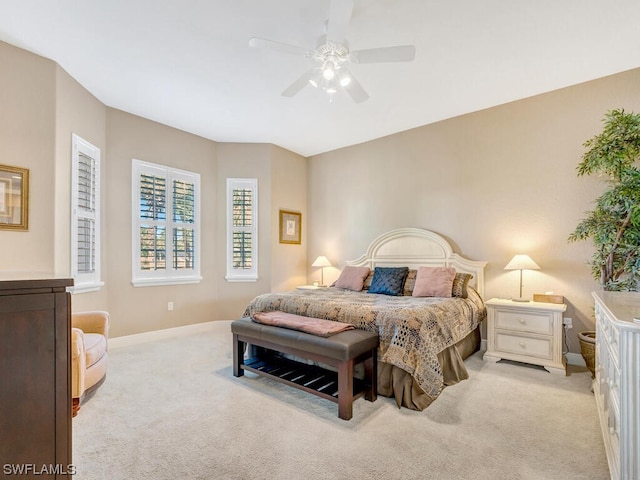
[71,134,103,293]
[226,178,258,282]
[132,160,201,287]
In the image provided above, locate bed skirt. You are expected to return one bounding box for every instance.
[378,325,481,410]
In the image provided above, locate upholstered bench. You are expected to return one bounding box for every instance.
[231,317,379,420]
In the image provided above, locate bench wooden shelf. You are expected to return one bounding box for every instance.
[242,353,369,404]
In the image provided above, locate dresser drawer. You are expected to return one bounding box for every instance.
[607,358,620,410]
[495,332,553,360]
[495,309,553,335]
[602,319,620,360]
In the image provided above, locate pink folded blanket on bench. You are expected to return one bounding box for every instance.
[251,311,355,337]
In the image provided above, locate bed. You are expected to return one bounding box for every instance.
[243,228,487,410]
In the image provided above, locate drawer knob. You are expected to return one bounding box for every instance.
[519,341,526,349]
[518,318,526,325]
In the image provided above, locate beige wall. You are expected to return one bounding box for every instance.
[4,38,640,352]
[105,109,218,337]
[270,145,308,292]
[214,143,308,318]
[54,65,109,311]
[0,42,56,272]
[0,41,308,338]
[101,131,305,336]
[215,142,273,321]
[307,67,640,352]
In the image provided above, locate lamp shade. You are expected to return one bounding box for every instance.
[504,255,540,271]
[312,255,332,268]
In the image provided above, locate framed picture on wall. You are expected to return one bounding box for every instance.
[279,209,301,244]
[0,164,29,231]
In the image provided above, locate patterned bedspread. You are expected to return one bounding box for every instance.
[243,287,486,399]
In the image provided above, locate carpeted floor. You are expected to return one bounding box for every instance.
[72,320,609,480]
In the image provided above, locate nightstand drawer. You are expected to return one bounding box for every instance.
[495,310,553,335]
[495,332,553,359]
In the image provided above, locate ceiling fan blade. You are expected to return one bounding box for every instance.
[281,69,315,97]
[249,37,311,56]
[351,45,416,63]
[342,70,369,103]
[326,0,353,44]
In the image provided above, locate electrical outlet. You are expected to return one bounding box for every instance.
[168,301,174,311]
[563,317,572,329]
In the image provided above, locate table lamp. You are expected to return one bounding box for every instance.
[311,255,332,286]
[504,254,540,302]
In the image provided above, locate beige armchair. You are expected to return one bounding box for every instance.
[71,311,109,416]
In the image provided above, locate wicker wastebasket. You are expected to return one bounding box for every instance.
[578,331,596,378]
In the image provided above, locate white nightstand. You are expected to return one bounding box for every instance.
[296,285,320,290]
[483,298,567,375]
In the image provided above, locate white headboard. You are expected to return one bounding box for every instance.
[346,228,487,298]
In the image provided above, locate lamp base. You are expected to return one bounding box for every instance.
[511,297,530,302]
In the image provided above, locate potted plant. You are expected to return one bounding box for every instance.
[569,109,640,290]
[568,109,640,375]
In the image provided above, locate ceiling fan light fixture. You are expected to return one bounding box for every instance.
[308,69,323,88]
[322,65,336,80]
[250,0,416,104]
[339,74,351,87]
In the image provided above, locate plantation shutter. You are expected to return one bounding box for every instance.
[172,179,195,270]
[71,134,102,293]
[132,160,201,286]
[76,152,97,274]
[232,187,253,269]
[226,178,258,281]
[139,173,167,271]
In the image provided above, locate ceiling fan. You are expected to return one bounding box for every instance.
[249,0,416,103]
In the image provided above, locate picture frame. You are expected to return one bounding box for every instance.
[279,209,301,244]
[0,164,29,231]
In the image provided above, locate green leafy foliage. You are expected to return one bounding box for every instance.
[569,109,640,291]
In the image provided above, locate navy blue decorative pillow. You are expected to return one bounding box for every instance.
[368,267,409,296]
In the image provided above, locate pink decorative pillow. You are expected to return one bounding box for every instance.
[412,266,456,297]
[334,266,371,291]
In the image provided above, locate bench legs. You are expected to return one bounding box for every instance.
[338,359,355,420]
[232,333,244,377]
[364,349,378,403]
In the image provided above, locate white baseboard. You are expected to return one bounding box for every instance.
[109,321,219,349]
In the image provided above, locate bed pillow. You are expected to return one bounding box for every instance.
[368,267,409,296]
[452,272,473,298]
[363,270,375,290]
[402,269,417,296]
[334,266,371,291]
[412,266,456,297]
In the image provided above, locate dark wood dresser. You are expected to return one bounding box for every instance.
[0,277,73,478]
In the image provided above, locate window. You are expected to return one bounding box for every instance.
[226,178,258,282]
[132,160,201,286]
[71,134,103,293]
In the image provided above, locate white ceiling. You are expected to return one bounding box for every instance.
[1,1,639,157]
